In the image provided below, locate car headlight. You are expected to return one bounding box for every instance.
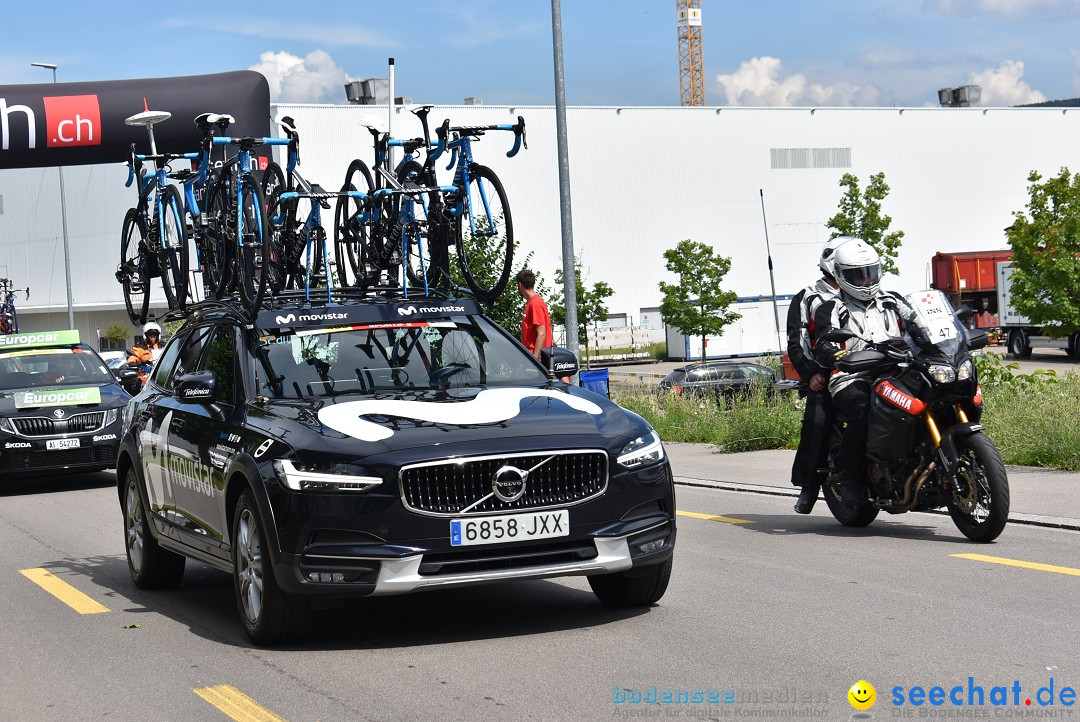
[274,458,383,492]
[957,359,973,381]
[617,430,666,469]
[105,408,119,425]
[0,417,15,435]
[928,364,956,384]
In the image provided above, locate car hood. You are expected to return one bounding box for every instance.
[250,385,643,458]
[0,382,128,417]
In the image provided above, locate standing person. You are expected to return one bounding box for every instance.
[786,237,851,514]
[517,269,552,361]
[813,239,909,507]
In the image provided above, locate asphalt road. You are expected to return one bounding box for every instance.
[2,472,1077,720]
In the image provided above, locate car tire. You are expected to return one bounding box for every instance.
[588,555,672,607]
[123,467,186,589]
[232,490,300,645]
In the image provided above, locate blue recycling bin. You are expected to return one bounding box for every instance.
[579,368,609,397]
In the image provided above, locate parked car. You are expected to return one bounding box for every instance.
[658,361,798,400]
[117,295,676,644]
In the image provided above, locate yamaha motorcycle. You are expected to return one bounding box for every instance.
[821,290,1009,542]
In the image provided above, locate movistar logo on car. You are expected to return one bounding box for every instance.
[15,387,101,409]
[397,304,466,316]
[0,329,81,351]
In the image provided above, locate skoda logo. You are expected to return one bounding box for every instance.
[52,409,66,419]
[491,465,528,503]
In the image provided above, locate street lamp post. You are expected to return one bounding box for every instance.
[30,62,75,331]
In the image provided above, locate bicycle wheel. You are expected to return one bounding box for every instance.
[119,208,150,324]
[203,176,233,298]
[335,159,374,288]
[261,162,286,205]
[157,185,189,311]
[397,161,442,290]
[456,164,513,303]
[236,177,271,313]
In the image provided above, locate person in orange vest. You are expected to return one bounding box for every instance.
[127,321,163,385]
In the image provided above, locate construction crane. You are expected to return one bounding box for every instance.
[677,0,705,106]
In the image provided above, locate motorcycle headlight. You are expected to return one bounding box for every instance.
[957,359,973,381]
[0,417,15,435]
[928,364,956,384]
[274,458,383,492]
[617,430,666,469]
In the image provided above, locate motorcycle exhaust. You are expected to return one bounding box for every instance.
[894,461,936,511]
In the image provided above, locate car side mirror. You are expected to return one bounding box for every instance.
[540,346,579,379]
[116,368,139,382]
[967,328,989,351]
[176,371,218,404]
[956,305,975,322]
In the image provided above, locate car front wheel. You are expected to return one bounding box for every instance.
[232,490,300,645]
[588,556,672,607]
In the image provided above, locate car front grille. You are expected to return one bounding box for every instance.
[12,412,106,437]
[2,446,116,470]
[399,450,608,516]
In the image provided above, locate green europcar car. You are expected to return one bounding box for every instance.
[0,330,131,479]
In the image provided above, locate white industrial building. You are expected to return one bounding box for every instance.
[2,103,1078,349]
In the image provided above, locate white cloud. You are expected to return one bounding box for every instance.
[968,60,1047,104]
[250,50,349,104]
[714,57,881,107]
[924,0,1080,19]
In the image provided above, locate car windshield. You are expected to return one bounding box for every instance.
[256,315,547,399]
[0,347,114,391]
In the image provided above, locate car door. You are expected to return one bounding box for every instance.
[139,329,187,517]
[167,324,239,548]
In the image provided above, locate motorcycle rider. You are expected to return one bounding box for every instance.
[786,236,855,513]
[127,321,163,368]
[813,239,910,507]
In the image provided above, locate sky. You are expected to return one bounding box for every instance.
[2,0,1079,108]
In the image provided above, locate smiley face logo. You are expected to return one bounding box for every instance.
[848,680,876,711]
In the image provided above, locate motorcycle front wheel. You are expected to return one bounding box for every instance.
[822,480,879,527]
[946,433,1009,542]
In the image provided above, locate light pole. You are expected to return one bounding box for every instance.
[31,62,75,330]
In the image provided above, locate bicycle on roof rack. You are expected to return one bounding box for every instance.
[117,108,200,324]
[0,277,29,334]
[334,105,446,295]
[200,130,291,313]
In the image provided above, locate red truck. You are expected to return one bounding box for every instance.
[929,250,1013,330]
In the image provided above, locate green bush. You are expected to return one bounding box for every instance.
[612,384,802,453]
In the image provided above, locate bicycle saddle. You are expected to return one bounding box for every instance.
[406,104,433,115]
[359,115,388,134]
[194,112,235,129]
[125,110,172,127]
[276,115,298,135]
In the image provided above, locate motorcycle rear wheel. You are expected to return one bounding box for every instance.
[823,480,879,527]
[946,433,1009,542]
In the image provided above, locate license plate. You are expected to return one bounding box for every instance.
[46,438,80,450]
[450,509,569,547]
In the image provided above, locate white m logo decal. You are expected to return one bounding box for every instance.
[275,313,296,325]
[397,306,417,316]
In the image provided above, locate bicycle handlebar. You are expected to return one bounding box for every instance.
[443,116,528,157]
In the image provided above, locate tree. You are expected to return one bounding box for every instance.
[550,257,614,366]
[658,240,740,362]
[825,172,905,275]
[101,322,132,351]
[1005,168,1080,337]
[451,223,547,337]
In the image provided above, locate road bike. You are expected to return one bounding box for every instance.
[117,109,199,324]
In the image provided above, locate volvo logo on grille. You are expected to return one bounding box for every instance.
[52,409,66,419]
[492,465,528,502]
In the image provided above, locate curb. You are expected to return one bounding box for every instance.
[673,476,1080,532]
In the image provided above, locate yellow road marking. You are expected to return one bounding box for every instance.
[951,553,1080,577]
[194,685,286,722]
[677,510,754,525]
[18,568,109,614]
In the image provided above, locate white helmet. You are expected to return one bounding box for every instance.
[819,236,858,278]
[142,321,162,339]
[832,238,881,302]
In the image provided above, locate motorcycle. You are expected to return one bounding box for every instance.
[119,346,162,395]
[821,290,1009,542]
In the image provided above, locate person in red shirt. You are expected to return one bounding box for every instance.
[517,269,552,361]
